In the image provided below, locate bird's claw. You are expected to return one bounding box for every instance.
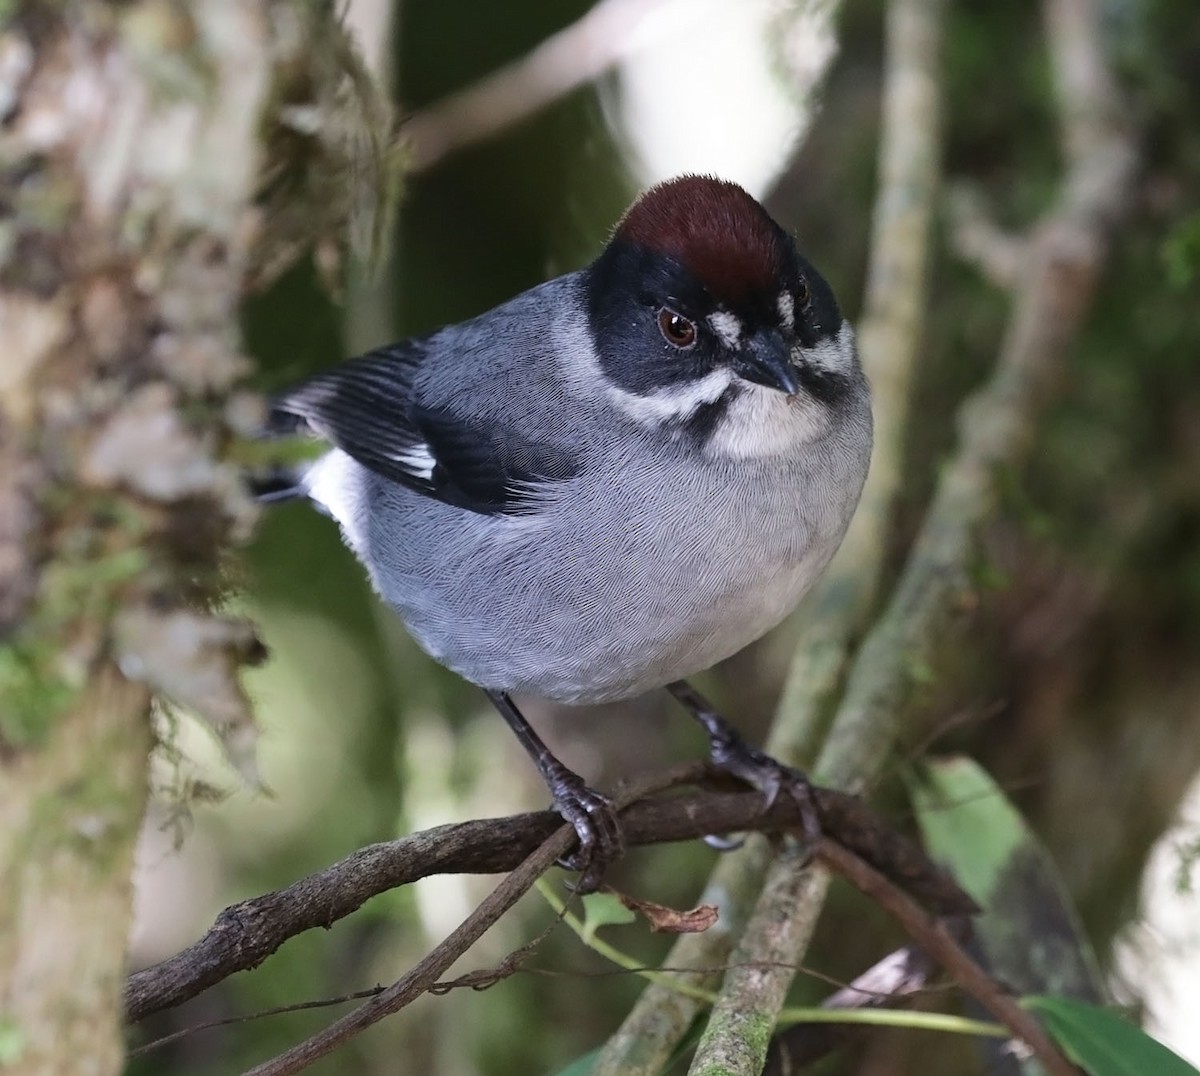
[708,730,821,843]
[703,832,746,852]
[549,774,625,893]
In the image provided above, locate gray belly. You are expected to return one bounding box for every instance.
[355,458,855,704]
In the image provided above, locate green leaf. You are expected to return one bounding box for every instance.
[1023,996,1200,1076]
[553,1046,600,1076]
[909,756,1104,1002]
[579,891,636,944]
[910,756,1026,900]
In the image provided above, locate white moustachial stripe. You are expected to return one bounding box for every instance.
[603,367,734,426]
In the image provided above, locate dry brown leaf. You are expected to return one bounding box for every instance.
[613,890,720,934]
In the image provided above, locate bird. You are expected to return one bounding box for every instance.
[257,175,872,889]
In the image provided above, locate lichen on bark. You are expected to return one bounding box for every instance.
[0,1,396,1071]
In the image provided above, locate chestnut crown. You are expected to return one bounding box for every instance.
[585,175,850,405]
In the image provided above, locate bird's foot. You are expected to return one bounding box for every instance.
[547,768,625,894]
[667,680,821,844]
[483,689,625,892]
[706,728,820,841]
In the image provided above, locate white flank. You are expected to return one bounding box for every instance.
[707,310,743,349]
[303,449,367,547]
[605,367,735,426]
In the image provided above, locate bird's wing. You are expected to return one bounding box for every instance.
[269,338,580,516]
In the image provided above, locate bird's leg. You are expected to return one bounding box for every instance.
[666,680,821,841]
[484,690,624,892]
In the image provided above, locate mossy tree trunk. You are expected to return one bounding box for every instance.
[0,3,280,1071]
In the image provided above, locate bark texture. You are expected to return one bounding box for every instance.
[0,2,295,1071]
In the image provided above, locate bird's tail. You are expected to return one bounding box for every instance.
[244,398,315,504]
[247,467,307,504]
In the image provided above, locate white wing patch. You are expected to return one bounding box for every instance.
[387,442,438,481]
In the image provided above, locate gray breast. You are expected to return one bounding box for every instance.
[350,398,870,704]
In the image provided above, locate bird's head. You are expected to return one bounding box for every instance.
[583,175,861,457]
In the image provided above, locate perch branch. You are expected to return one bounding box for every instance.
[237,768,971,1076]
[125,768,972,1027]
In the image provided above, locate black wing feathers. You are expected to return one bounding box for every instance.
[270,340,579,516]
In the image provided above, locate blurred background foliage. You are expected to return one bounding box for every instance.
[128,0,1199,1072]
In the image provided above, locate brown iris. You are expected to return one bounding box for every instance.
[657,308,697,348]
[796,277,811,306]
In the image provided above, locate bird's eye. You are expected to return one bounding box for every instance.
[796,278,811,307]
[657,309,697,348]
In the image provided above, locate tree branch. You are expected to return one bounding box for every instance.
[231,767,969,1075]
[818,842,1080,1076]
[402,0,680,172]
[125,770,972,1029]
[0,3,280,1070]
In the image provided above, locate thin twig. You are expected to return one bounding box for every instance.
[125,762,689,1023]
[403,0,681,172]
[239,766,690,1075]
[817,840,1080,1076]
[946,184,1026,289]
[129,988,386,1059]
[242,826,572,1074]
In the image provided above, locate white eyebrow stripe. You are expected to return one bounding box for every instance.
[707,310,743,349]
[777,292,795,331]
